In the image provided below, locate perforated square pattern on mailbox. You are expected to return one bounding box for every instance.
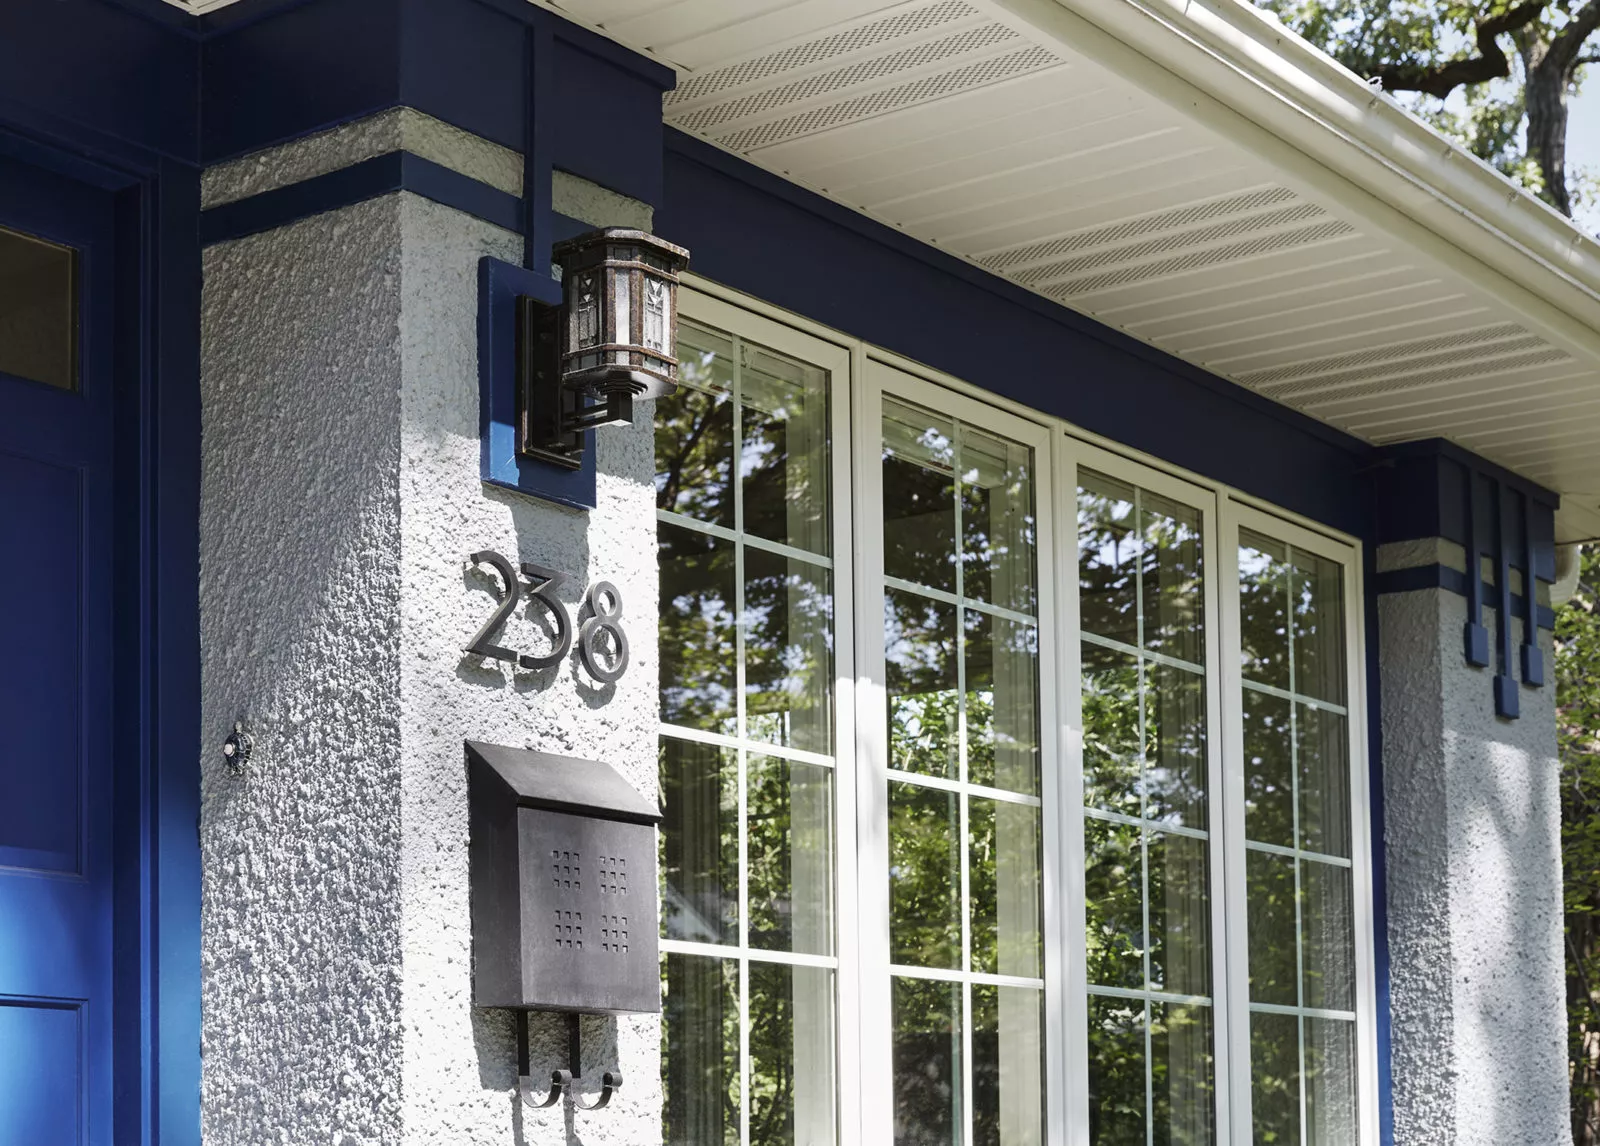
[467,741,662,1015]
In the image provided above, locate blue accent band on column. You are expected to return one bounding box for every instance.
[199,152,521,245]
[1374,563,1555,630]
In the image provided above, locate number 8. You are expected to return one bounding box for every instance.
[578,581,629,684]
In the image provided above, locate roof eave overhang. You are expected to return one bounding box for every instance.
[991,0,1600,375]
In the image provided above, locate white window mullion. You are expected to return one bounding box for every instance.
[1055,438,1092,1146]
[1217,502,1255,1146]
[852,359,896,1146]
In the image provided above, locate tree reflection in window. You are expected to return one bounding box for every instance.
[1078,469,1215,1145]
[658,318,838,1146]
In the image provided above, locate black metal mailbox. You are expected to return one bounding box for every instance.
[467,740,662,1015]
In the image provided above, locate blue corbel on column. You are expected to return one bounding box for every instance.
[1372,439,1559,720]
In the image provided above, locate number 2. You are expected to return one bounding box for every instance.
[465,550,521,663]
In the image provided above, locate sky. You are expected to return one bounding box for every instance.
[1573,85,1600,235]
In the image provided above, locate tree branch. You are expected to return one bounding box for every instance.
[1547,0,1600,79]
[1374,0,1549,97]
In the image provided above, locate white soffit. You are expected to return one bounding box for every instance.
[536,0,1600,541]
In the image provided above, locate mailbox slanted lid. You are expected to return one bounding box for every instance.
[465,740,661,824]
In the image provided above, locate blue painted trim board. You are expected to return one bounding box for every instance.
[478,255,596,510]
[198,151,522,245]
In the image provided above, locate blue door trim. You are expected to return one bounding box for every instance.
[0,121,202,1146]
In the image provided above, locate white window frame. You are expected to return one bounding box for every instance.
[854,354,1066,1145]
[663,285,863,1146]
[1217,500,1379,1146]
[668,278,1380,1146]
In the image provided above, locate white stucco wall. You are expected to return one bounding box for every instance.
[201,166,662,1142]
[1380,588,1569,1146]
[200,197,407,1146]
[393,192,661,1143]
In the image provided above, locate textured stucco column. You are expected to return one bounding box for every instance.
[200,114,661,1146]
[1380,546,1569,1145]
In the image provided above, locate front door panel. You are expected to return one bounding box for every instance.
[0,156,116,1146]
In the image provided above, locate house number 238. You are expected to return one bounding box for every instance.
[464,550,629,683]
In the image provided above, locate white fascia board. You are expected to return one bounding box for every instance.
[982,0,1600,375]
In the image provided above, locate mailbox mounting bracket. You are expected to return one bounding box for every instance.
[515,1010,622,1110]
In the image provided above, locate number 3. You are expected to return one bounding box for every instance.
[518,562,573,671]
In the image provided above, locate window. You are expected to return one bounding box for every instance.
[657,298,851,1146]
[656,287,1375,1146]
[0,224,77,391]
[858,371,1053,1145]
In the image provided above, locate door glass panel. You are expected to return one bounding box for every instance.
[1238,527,1358,1140]
[658,314,839,1146]
[973,984,1045,1146]
[893,976,963,1145]
[663,951,741,1146]
[0,225,75,391]
[749,961,838,1146]
[881,394,1044,1146]
[1078,468,1215,1143]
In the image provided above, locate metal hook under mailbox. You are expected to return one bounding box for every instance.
[516,1011,622,1111]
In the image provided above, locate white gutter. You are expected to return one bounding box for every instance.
[986,0,1600,368]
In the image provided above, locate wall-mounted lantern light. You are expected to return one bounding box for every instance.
[517,228,691,469]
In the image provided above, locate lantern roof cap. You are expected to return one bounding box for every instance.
[552,227,689,267]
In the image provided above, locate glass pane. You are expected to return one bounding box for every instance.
[1292,550,1346,705]
[749,962,837,1146]
[966,611,1040,795]
[1238,533,1291,692]
[1148,831,1210,997]
[659,523,737,735]
[1250,1011,1302,1146]
[747,756,834,955]
[889,780,961,968]
[886,590,959,780]
[1085,815,1144,990]
[745,548,834,754]
[658,322,735,527]
[1301,859,1355,1012]
[970,798,1042,977]
[1151,1002,1215,1146]
[1145,661,1207,829]
[659,739,739,945]
[893,976,963,1146]
[1298,705,1351,860]
[0,226,75,392]
[973,984,1045,1146]
[741,339,830,553]
[1087,995,1146,1146]
[663,952,740,1146]
[1247,849,1298,1006]
[961,426,1037,614]
[1243,687,1294,849]
[883,399,957,593]
[1306,1017,1358,1145]
[1082,641,1141,818]
[1140,489,1204,665]
[1078,472,1138,648]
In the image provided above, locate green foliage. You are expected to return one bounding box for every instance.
[1253,0,1599,210]
[1559,544,1600,1145]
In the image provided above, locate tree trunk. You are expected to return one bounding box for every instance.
[1523,35,1575,216]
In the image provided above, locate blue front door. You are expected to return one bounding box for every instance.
[0,154,117,1145]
